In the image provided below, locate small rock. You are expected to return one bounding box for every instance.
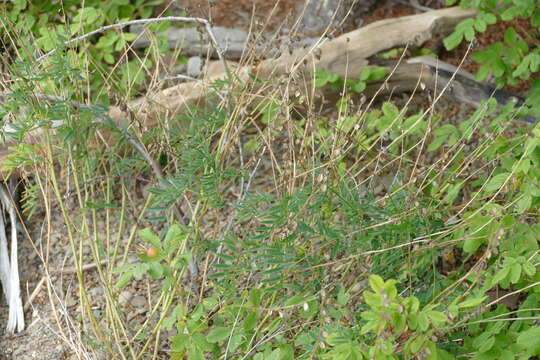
[50,233,61,243]
[118,290,132,306]
[93,308,102,318]
[187,56,203,77]
[130,295,147,308]
[89,286,104,298]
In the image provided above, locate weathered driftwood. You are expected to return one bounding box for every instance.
[362,57,537,123]
[130,25,249,59]
[122,6,477,127]
[405,57,536,123]
[0,179,24,333]
[0,7,481,173]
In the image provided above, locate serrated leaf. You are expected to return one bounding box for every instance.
[515,194,532,213]
[474,18,486,32]
[359,67,371,81]
[314,70,339,87]
[504,28,519,47]
[533,9,540,28]
[148,262,164,279]
[509,263,522,283]
[482,12,497,25]
[123,32,138,41]
[433,123,458,136]
[115,271,133,288]
[522,262,536,277]
[172,333,189,352]
[115,37,126,51]
[444,31,463,51]
[12,0,27,12]
[104,53,115,64]
[364,291,381,308]
[367,66,388,80]
[408,313,418,330]
[501,6,523,21]
[187,344,204,360]
[427,135,447,152]
[443,181,463,204]
[408,297,420,313]
[477,334,495,353]
[381,102,398,117]
[464,26,475,41]
[408,334,427,354]
[165,224,186,246]
[493,266,511,285]
[337,286,350,306]
[285,295,307,307]
[353,81,366,93]
[417,312,429,331]
[463,236,484,254]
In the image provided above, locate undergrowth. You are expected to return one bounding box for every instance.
[1,1,540,359]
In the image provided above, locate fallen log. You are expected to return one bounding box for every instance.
[130,25,249,59]
[123,6,477,126]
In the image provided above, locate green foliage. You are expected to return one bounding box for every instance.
[114,224,191,289]
[1,0,169,101]
[3,1,540,358]
[359,275,448,359]
[443,12,497,51]
[314,66,389,94]
[445,0,540,98]
[146,107,237,213]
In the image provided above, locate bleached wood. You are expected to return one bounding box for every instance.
[123,6,476,127]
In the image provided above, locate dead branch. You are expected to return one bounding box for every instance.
[121,6,476,127]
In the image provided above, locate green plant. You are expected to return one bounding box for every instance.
[1,0,170,101]
[4,1,540,358]
[114,224,192,290]
[360,275,447,359]
[314,66,389,94]
[444,0,540,111]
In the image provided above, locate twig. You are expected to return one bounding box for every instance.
[23,259,110,311]
[23,276,46,312]
[51,259,110,275]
